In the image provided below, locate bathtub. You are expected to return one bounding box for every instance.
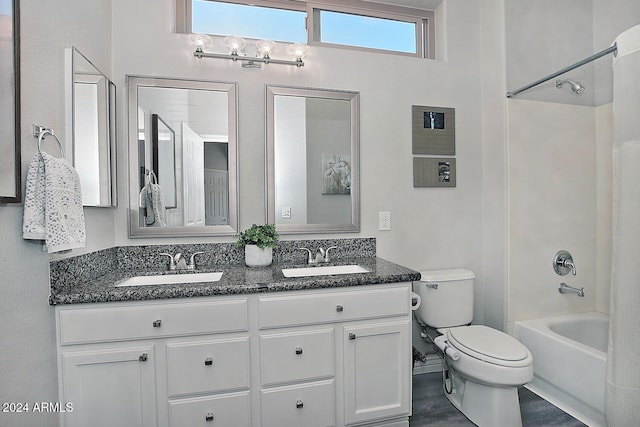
[513,312,608,427]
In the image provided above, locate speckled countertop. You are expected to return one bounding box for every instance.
[48,238,421,305]
[49,257,420,305]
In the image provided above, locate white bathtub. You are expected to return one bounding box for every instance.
[514,312,608,427]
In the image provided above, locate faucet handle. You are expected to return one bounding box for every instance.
[188,252,205,270]
[553,250,576,276]
[298,248,314,264]
[159,253,176,270]
[323,246,338,263]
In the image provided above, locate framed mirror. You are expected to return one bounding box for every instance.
[266,85,360,234]
[0,0,20,203]
[65,47,117,207]
[127,76,239,237]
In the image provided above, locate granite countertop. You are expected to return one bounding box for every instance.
[49,257,421,305]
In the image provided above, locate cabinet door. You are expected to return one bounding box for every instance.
[343,320,411,425]
[60,345,157,427]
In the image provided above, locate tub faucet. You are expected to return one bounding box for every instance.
[558,282,584,297]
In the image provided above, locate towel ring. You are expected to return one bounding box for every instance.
[33,124,65,159]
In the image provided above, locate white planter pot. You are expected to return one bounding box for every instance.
[244,245,273,267]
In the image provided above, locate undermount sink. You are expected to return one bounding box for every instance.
[116,271,223,287]
[282,264,370,278]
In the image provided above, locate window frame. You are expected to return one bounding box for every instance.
[179,0,435,59]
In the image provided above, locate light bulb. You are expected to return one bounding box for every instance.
[289,43,309,61]
[224,36,246,56]
[189,33,211,52]
[256,40,277,59]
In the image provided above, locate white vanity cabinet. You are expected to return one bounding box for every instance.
[60,344,158,427]
[55,282,412,427]
[56,297,250,427]
[257,283,412,427]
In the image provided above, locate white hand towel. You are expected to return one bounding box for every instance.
[147,171,167,227]
[22,152,86,253]
[22,153,47,239]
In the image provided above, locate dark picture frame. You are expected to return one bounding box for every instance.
[151,113,176,208]
[0,0,21,203]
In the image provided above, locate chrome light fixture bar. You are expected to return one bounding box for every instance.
[191,34,307,68]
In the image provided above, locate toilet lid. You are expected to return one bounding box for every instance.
[447,325,531,366]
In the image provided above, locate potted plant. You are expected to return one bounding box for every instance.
[236,224,279,267]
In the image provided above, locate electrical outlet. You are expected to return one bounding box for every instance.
[282,207,291,219]
[379,211,391,231]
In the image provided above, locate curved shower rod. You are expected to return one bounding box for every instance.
[506,43,618,98]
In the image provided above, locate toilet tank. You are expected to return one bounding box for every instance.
[412,269,475,328]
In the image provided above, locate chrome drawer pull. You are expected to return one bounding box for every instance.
[349,332,356,340]
[336,305,344,312]
[205,412,214,422]
[295,346,303,355]
[296,400,304,409]
[139,353,148,362]
[152,319,162,328]
[204,357,213,366]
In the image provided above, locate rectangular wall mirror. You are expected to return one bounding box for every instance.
[266,85,360,234]
[127,76,239,237]
[0,0,20,203]
[65,47,117,207]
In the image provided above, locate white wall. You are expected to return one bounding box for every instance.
[507,99,599,325]
[504,0,640,328]
[0,1,114,426]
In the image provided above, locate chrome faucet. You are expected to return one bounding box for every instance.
[558,282,584,297]
[298,246,337,265]
[160,251,205,270]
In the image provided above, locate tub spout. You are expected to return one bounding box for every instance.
[559,282,584,297]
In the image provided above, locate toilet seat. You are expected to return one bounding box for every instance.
[447,325,531,368]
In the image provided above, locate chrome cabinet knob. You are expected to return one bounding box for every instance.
[204,357,213,366]
[205,412,214,422]
[152,319,162,328]
[336,305,344,312]
[296,400,304,409]
[139,353,148,362]
[295,346,303,355]
[349,332,356,340]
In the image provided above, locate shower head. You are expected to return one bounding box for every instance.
[556,79,585,95]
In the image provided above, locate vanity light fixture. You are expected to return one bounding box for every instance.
[191,33,306,68]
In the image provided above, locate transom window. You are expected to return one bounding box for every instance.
[182,0,435,59]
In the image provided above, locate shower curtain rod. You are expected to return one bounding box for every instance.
[506,43,618,98]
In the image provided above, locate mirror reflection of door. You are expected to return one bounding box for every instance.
[136,85,230,229]
[204,142,229,226]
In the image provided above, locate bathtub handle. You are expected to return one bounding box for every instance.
[553,250,577,276]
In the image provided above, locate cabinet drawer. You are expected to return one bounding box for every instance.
[167,337,250,397]
[58,299,248,344]
[259,285,410,329]
[169,391,250,427]
[260,329,334,386]
[261,380,335,427]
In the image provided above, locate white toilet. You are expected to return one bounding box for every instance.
[413,269,533,427]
